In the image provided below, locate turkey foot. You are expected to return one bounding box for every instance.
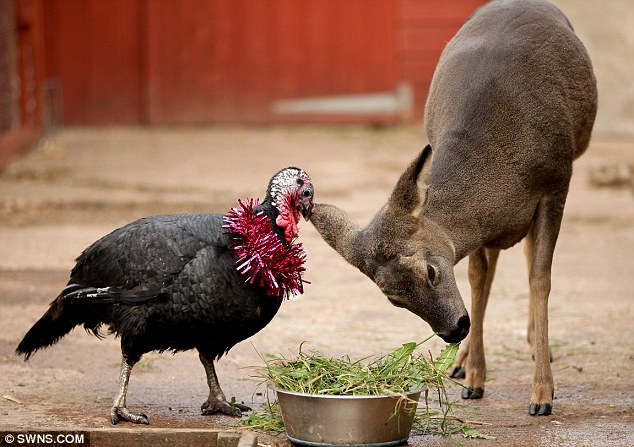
[110,357,149,425]
[111,406,149,425]
[198,351,251,417]
[201,397,250,417]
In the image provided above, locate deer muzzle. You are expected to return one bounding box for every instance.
[436,314,470,343]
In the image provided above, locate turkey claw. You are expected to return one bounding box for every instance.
[201,398,250,417]
[233,402,252,412]
[110,406,149,425]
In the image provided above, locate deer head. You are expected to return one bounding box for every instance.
[311,146,470,343]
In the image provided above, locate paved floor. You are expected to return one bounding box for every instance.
[1,127,633,446]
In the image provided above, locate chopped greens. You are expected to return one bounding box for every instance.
[262,340,443,396]
[243,337,495,442]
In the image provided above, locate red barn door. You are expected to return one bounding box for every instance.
[145,0,397,124]
[41,0,486,125]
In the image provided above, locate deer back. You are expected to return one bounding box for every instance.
[423,0,597,258]
[309,0,597,342]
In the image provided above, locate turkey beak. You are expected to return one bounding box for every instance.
[300,199,314,221]
[299,187,314,221]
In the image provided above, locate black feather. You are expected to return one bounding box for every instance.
[14,167,315,424]
[62,285,166,305]
[16,208,284,361]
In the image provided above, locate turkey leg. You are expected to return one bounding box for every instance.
[110,356,149,424]
[198,351,250,417]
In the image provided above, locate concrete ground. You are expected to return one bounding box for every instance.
[0,126,632,446]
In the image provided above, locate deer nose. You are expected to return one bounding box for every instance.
[440,315,470,343]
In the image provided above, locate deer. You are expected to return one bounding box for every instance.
[310,0,597,416]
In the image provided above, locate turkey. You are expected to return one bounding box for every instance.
[16,167,314,425]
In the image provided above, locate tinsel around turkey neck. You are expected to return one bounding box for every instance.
[223,199,307,298]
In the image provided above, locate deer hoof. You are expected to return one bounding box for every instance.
[461,386,484,399]
[449,365,465,379]
[529,402,552,416]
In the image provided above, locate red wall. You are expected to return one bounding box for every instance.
[43,0,145,124]
[146,0,396,124]
[42,0,485,125]
[0,0,45,167]
[397,0,486,124]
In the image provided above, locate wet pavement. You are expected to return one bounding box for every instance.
[1,127,633,446]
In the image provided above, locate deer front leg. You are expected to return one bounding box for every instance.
[461,248,499,399]
[524,199,563,416]
[452,248,500,380]
[449,336,469,379]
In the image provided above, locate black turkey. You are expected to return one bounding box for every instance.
[16,167,314,424]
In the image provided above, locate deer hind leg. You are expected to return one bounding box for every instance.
[524,198,565,416]
[460,247,500,399]
[524,229,554,363]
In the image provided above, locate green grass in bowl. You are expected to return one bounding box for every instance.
[243,336,470,436]
[264,339,457,396]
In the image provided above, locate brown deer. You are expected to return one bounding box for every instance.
[310,0,597,416]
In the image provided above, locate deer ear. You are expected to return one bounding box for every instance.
[310,203,364,270]
[388,145,432,217]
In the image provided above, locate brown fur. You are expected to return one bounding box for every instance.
[310,0,597,416]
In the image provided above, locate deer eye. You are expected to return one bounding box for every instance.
[427,264,437,284]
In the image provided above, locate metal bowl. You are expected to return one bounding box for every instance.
[273,387,423,447]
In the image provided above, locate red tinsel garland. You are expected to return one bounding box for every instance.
[223,199,308,298]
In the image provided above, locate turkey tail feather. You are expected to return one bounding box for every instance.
[16,296,76,360]
[61,284,165,305]
[16,283,164,360]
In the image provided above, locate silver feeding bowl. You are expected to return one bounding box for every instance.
[273,387,424,447]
